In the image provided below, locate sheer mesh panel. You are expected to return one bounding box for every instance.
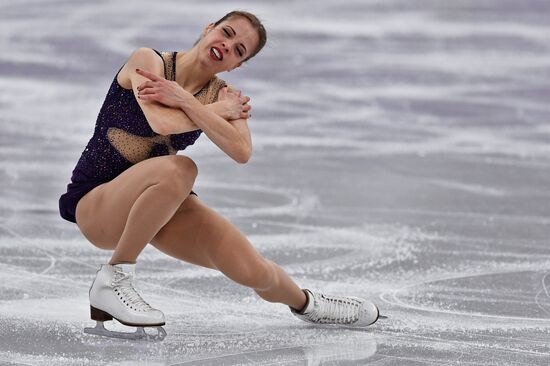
[106,127,176,164]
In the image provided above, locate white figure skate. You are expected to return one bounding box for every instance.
[290,289,379,327]
[84,263,167,341]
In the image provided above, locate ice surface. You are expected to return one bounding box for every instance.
[1,0,550,364]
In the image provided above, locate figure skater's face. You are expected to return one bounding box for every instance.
[200,16,260,72]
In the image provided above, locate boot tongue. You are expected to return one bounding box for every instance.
[115,263,136,273]
[112,263,136,280]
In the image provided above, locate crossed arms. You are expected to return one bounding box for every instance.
[123,47,252,164]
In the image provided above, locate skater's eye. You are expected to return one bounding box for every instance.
[222,27,245,58]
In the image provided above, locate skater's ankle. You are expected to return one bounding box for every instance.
[291,289,310,314]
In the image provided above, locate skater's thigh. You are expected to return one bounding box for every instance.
[151,195,271,284]
[76,155,197,249]
[150,195,218,269]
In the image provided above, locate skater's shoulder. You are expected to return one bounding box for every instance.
[114,48,164,90]
[127,48,165,68]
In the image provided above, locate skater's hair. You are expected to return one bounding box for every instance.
[193,10,267,63]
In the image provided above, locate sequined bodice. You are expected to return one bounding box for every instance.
[74,49,226,181]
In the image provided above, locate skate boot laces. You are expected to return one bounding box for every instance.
[111,269,154,312]
[312,293,360,324]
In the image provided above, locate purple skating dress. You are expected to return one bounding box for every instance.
[59,49,227,224]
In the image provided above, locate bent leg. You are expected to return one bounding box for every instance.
[75,155,198,263]
[150,195,307,310]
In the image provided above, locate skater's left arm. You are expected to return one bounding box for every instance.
[179,96,252,164]
[225,117,252,161]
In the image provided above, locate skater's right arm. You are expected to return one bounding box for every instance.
[125,48,227,136]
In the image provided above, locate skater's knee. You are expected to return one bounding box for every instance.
[169,155,198,178]
[160,156,198,192]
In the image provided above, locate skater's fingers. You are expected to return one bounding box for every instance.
[137,92,159,100]
[137,81,155,91]
[136,68,163,82]
[226,85,241,96]
[138,87,157,96]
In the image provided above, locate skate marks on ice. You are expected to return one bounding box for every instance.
[375,268,550,364]
[380,269,550,322]
[195,180,320,220]
[536,271,550,317]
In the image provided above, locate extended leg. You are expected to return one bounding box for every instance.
[150,195,307,311]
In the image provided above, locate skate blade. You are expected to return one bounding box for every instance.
[84,321,167,341]
[298,312,386,328]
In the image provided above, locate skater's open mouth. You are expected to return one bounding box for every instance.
[210,46,223,61]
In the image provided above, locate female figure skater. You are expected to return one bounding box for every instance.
[58,10,379,340]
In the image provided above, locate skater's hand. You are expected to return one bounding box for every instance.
[136,68,193,109]
[217,85,251,120]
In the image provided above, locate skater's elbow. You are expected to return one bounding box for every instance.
[234,145,252,164]
[148,117,170,136]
